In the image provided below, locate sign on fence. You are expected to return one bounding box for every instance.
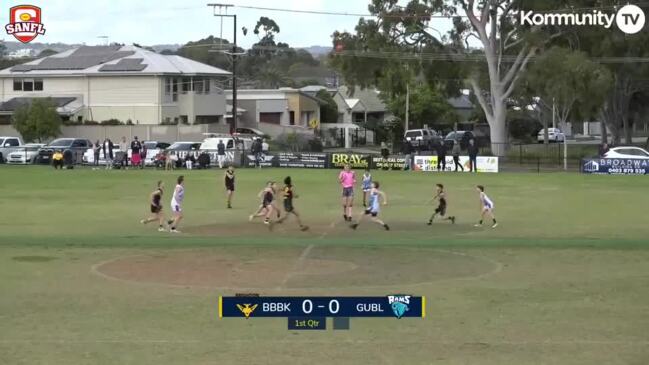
[371,155,407,170]
[328,153,372,169]
[582,158,649,175]
[413,156,499,173]
[244,152,328,168]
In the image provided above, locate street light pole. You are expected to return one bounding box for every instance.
[208,3,237,133]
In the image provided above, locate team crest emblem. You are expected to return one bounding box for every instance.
[236,303,258,319]
[6,5,46,43]
[387,295,411,319]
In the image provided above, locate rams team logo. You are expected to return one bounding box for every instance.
[5,5,46,43]
[236,303,258,319]
[387,295,410,319]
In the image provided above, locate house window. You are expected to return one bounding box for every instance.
[205,79,211,94]
[23,80,33,91]
[13,79,22,91]
[164,78,171,95]
[193,78,204,94]
[259,112,281,125]
[172,78,178,102]
[289,111,295,125]
[34,79,43,91]
[181,77,190,93]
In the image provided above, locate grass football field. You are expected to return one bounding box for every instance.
[0,166,648,364]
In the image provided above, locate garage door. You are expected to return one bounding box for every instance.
[259,112,281,125]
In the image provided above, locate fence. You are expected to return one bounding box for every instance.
[0,124,229,143]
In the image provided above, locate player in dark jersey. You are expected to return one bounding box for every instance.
[427,183,455,225]
[275,176,308,231]
[249,181,278,225]
[224,166,235,209]
[140,181,167,232]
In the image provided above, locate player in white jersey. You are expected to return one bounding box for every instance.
[475,185,497,228]
[169,175,185,233]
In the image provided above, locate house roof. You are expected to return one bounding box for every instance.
[338,85,387,113]
[447,94,474,110]
[0,96,82,115]
[227,88,325,105]
[0,45,231,77]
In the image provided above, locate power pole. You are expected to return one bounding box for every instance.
[405,82,410,131]
[208,3,237,133]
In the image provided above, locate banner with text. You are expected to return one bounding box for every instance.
[328,153,372,169]
[413,156,499,173]
[582,158,649,175]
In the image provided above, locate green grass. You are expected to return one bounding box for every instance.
[1,166,648,364]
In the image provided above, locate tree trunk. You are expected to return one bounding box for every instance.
[600,119,608,144]
[624,116,633,145]
[488,103,508,156]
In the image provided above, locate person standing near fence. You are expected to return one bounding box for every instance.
[217,139,226,168]
[402,138,413,171]
[102,138,114,170]
[436,141,447,172]
[131,136,142,168]
[468,139,479,173]
[452,140,464,172]
[119,136,128,169]
[93,140,101,166]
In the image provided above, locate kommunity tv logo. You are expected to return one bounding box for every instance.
[519,4,645,34]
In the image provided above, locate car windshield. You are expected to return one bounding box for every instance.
[49,139,73,147]
[405,131,421,138]
[0,138,4,145]
[168,143,195,150]
[144,142,157,149]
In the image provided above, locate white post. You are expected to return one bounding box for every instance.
[405,83,410,131]
[563,137,568,171]
[344,127,351,149]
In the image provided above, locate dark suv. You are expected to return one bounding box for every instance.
[38,138,92,165]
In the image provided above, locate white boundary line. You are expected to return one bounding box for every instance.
[275,244,315,290]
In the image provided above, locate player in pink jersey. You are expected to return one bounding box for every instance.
[338,164,356,221]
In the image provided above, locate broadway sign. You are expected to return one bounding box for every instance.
[582,158,649,175]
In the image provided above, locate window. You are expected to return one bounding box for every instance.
[164,78,171,95]
[260,112,282,125]
[34,79,43,91]
[5,138,19,147]
[172,79,178,102]
[181,77,190,93]
[23,80,33,91]
[13,79,22,91]
[193,79,204,94]
[205,79,210,94]
[227,140,233,149]
[289,111,295,125]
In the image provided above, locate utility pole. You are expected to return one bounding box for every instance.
[405,83,410,131]
[208,3,237,133]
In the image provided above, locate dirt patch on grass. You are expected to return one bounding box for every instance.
[94,247,498,290]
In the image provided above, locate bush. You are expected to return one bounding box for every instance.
[509,118,541,143]
[84,120,99,125]
[100,118,123,125]
[272,132,323,152]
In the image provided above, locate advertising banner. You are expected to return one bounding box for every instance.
[371,155,407,170]
[276,152,327,169]
[328,153,372,169]
[582,158,649,175]
[243,153,276,168]
[413,156,499,173]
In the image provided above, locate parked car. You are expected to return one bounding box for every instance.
[199,133,254,166]
[235,127,269,139]
[603,146,649,159]
[38,138,92,164]
[444,131,475,150]
[6,143,45,164]
[404,129,441,150]
[537,128,565,143]
[82,146,124,165]
[0,136,24,163]
[142,141,171,166]
[165,142,202,160]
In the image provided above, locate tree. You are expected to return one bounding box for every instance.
[331,0,566,155]
[523,47,612,142]
[11,99,62,142]
[386,83,458,130]
[317,89,339,124]
[37,49,58,58]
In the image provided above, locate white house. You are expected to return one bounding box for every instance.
[0,45,230,125]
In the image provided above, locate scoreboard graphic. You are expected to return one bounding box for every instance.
[219,295,425,329]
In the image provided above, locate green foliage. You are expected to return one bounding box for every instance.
[387,84,458,130]
[100,119,123,125]
[11,98,61,143]
[316,89,338,124]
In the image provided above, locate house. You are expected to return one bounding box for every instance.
[0,45,230,125]
[447,94,474,122]
[338,85,389,124]
[300,85,368,125]
[226,88,321,136]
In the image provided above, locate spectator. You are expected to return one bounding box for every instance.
[185,154,195,170]
[102,138,114,170]
[401,138,413,171]
[198,151,210,169]
[436,141,447,171]
[598,142,610,157]
[252,138,263,168]
[131,136,142,168]
[63,149,74,169]
[52,150,64,169]
[139,141,147,169]
[452,140,464,172]
[468,139,479,173]
[262,139,269,153]
[217,139,226,169]
[93,140,101,166]
[119,136,128,168]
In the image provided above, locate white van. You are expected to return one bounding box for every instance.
[199,133,254,166]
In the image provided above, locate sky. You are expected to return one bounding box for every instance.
[0,0,456,48]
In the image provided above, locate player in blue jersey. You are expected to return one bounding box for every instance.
[361,168,372,207]
[350,181,389,231]
[475,185,497,228]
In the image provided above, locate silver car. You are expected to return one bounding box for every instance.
[6,144,45,164]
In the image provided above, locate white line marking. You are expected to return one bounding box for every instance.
[276,244,315,290]
[318,220,338,239]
